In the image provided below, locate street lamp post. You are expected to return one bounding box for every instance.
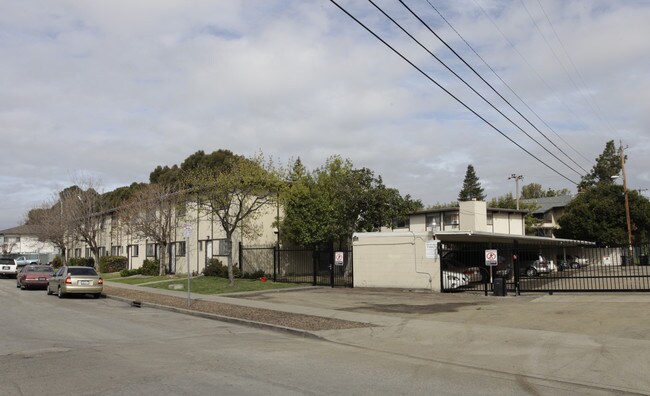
[508,174,523,210]
[620,144,634,263]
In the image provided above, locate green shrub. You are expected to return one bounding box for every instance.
[68,257,95,267]
[51,255,63,269]
[203,259,225,277]
[99,256,128,273]
[120,268,141,277]
[140,259,160,276]
[202,259,241,278]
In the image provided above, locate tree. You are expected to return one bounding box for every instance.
[521,183,572,199]
[59,179,106,269]
[521,183,545,199]
[579,140,622,190]
[458,165,485,201]
[120,183,180,275]
[280,156,422,248]
[556,183,650,245]
[185,153,279,286]
[25,200,67,262]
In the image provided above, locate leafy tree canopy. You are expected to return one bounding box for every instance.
[521,183,572,199]
[280,156,422,248]
[556,183,650,245]
[149,149,238,185]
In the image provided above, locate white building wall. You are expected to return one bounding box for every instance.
[353,232,440,291]
[409,214,427,232]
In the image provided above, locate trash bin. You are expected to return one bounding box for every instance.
[493,277,507,297]
[641,255,649,266]
[621,256,630,266]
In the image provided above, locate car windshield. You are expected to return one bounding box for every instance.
[68,267,98,276]
[27,266,53,272]
[0,258,14,264]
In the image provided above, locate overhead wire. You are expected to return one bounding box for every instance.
[519,0,609,130]
[534,0,618,136]
[471,0,599,159]
[328,0,579,186]
[393,0,585,178]
[423,0,591,173]
[369,0,583,178]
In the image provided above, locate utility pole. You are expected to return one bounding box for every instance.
[508,174,524,210]
[620,141,634,263]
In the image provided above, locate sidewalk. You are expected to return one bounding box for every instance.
[104,281,650,394]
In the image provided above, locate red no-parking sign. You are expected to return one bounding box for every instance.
[485,250,498,266]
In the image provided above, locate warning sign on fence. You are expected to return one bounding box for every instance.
[335,251,344,266]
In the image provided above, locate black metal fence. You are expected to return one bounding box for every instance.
[239,243,353,288]
[441,241,650,294]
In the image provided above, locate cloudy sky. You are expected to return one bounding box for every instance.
[1,0,649,230]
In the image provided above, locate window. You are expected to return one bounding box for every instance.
[198,241,203,252]
[487,213,494,226]
[111,246,122,256]
[426,214,440,230]
[443,212,460,226]
[131,244,139,257]
[99,247,106,257]
[217,239,231,256]
[85,248,91,258]
[177,241,186,256]
[74,248,81,258]
[146,243,156,257]
[176,203,187,218]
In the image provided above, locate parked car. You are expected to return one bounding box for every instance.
[14,255,40,267]
[47,266,103,299]
[442,270,470,289]
[0,257,18,278]
[556,254,589,269]
[518,254,550,277]
[16,265,54,289]
[442,250,512,283]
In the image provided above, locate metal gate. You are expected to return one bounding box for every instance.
[240,243,353,288]
[441,242,650,294]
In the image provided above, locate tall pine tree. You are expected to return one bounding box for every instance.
[458,165,486,201]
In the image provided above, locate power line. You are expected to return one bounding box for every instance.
[534,0,618,136]
[519,0,609,130]
[328,0,579,186]
[423,0,591,174]
[472,0,599,162]
[392,0,584,178]
[369,0,584,178]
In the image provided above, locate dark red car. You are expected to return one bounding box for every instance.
[16,265,54,290]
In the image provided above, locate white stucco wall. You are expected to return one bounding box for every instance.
[353,232,440,291]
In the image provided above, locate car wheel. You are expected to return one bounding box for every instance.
[16,282,20,288]
[571,262,580,269]
[526,268,537,277]
[57,287,65,299]
[46,284,53,295]
[20,284,26,290]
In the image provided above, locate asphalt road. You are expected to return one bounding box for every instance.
[0,278,625,395]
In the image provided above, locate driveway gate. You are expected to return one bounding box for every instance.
[440,242,650,294]
[239,243,353,288]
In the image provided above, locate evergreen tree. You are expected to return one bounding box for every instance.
[578,140,622,190]
[458,165,486,201]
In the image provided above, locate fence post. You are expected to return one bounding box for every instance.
[312,250,318,286]
[273,245,278,282]
[513,240,520,295]
[238,241,243,274]
[330,248,335,288]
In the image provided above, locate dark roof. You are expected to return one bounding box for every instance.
[0,224,43,235]
[521,195,574,214]
[414,206,527,215]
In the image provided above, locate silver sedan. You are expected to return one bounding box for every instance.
[47,266,103,299]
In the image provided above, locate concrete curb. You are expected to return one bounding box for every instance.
[105,294,325,341]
